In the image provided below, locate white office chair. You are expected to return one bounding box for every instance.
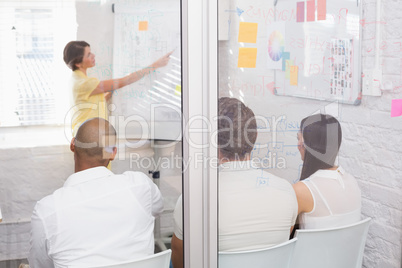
[290,218,371,268]
[71,249,171,268]
[219,238,298,268]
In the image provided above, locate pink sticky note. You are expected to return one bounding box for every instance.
[391,99,402,117]
[297,2,305,23]
[317,0,326,21]
[307,0,315,22]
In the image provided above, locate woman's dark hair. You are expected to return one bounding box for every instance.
[299,114,342,180]
[63,41,90,71]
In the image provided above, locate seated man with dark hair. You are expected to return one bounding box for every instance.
[171,98,297,268]
[29,118,163,268]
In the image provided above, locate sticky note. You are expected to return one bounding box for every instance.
[391,99,402,117]
[317,0,326,21]
[290,66,298,85]
[307,0,315,22]
[238,22,258,43]
[238,47,257,68]
[297,2,305,23]
[285,60,293,79]
[282,52,290,71]
[175,85,181,96]
[139,21,148,31]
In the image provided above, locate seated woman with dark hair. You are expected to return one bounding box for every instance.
[293,114,361,229]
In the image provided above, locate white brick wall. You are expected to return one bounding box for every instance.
[342,0,402,267]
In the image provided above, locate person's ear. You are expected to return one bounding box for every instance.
[70,138,76,153]
[110,147,117,161]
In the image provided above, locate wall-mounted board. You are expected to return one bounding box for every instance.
[112,3,181,140]
[273,0,362,105]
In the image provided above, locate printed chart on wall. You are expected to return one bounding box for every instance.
[112,4,181,139]
[273,0,362,105]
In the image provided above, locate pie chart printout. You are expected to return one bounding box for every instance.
[268,30,284,62]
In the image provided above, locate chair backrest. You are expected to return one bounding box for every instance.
[219,238,298,268]
[290,218,371,268]
[71,250,172,268]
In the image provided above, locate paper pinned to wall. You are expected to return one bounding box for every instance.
[297,2,305,22]
[175,85,181,96]
[139,21,148,31]
[285,60,293,79]
[267,22,286,70]
[391,99,402,117]
[238,47,257,68]
[317,0,326,20]
[290,66,298,85]
[238,22,258,43]
[282,52,290,71]
[307,0,315,22]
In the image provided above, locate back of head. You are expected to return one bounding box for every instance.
[63,41,90,71]
[300,114,342,180]
[218,97,257,161]
[74,118,117,166]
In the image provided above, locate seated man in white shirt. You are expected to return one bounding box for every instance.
[28,118,163,268]
[171,97,298,268]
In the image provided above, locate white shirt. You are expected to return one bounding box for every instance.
[174,161,298,252]
[300,166,361,229]
[29,167,163,268]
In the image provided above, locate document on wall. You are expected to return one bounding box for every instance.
[329,39,353,97]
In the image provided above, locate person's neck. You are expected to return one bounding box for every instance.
[327,166,338,170]
[74,161,109,173]
[77,67,87,76]
[219,156,250,165]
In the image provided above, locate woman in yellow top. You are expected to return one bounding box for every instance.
[63,40,171,135]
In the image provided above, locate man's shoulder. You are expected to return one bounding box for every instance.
[119,171,152,185]
[33,191,58,219]
[262,170,293,185]
[256,170,296,196]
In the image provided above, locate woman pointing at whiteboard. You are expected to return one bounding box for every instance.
[63,40,172,135]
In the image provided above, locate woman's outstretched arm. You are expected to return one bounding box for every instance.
[89,51,172,96]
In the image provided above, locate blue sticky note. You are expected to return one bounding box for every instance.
[282,52,290,71]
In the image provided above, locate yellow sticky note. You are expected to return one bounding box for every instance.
[290,66,298,86]
[238,47,257,68]
[238,22,258,43]
[139,21,148,31]
[175,85,181,96]
[285,60,293,79]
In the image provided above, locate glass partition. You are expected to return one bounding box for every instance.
[217,0,368,266]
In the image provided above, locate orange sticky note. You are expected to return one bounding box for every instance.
[238,48,257,68]
[175,85,181,96]
[238,22,258,43]
[290,66,298,85]
[139,21,148,31]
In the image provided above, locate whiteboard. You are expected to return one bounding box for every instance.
[112,3,181,140]
[274,0,362,105]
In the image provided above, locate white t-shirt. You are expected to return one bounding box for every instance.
[174,161,298,252]
[29,167,163,268]
[300,166,361,229]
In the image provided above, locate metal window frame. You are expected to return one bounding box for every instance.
[182,0,218,267]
